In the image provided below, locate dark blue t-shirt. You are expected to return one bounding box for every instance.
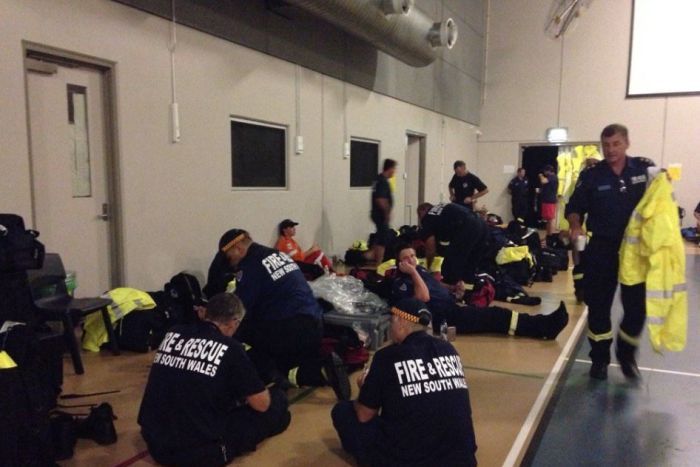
[449,172,487,209]
[371,174,393,218]
[358,331,477,466]
[540,173,558,204]
[235,243,321,321]
[138,321,264,451]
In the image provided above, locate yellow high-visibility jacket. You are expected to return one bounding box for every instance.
[496,245,533,267]
[82,288,156,352]
[619,174,687,352]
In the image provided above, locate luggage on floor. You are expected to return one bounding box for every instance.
[164,272,205,325]
[0,213,45,273]
[322,310,390,351]
[0,324,61,466]
[539,247,569,271]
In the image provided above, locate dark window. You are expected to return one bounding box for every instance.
[350,139,379,187]
[231,119,286,188]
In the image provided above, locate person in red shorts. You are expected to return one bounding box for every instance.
[538,165,558,236]
[275,219,333,274]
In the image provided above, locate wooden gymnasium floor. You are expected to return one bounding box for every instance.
[57,244,698,467]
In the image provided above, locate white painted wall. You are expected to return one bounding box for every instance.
[479,0,700,225]
[0,0,477,290]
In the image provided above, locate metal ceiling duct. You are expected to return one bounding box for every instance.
[284,0,458,67]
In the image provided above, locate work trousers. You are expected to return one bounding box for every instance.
[331,400,384,466]
[441,222,488,285]
[432,303,511,335]
[511,199,528,222]
[583,236,646,364]
[146,387,291,466]
[240,314,325,387]
[371,212,391,247]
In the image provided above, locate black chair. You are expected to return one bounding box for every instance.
[27,253,118,375]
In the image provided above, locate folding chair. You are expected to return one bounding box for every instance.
[27,253,118,375]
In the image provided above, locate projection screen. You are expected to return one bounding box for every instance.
[627,0,700,97]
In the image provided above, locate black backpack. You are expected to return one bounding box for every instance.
[0,214,45,273]
[0,325,59,466]
[500,258,536,286]
[164,273,205,325]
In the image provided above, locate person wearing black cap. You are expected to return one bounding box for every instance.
[416,201,489,289]
[331,297,477,467]
[138,293,291,465]
[392,244,568,340]
[275,219,333,276]
[205,228,350,400]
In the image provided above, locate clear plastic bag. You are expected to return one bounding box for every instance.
[309,274,388,315]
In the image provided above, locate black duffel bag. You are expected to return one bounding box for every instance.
[0,214,45,272]
[539,247,569,271]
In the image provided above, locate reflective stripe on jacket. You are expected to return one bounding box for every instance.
[82,288,156,352]
[619,174,687,352]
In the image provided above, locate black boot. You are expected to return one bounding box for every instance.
[515,301,568,339]
[615,338,641,381]
[76,403,117,445]
[588,338,612,380]
[322,352,351,401]
[572,264,585,303]
[50,412,78,460]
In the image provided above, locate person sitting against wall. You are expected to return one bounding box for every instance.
[392,243,569,340]
[275,219,334,277]
[138,293,291,466]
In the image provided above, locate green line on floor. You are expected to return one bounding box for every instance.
[463,365,545,380]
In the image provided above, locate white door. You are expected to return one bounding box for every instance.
[27,64,112,296]
[404,134,425,225]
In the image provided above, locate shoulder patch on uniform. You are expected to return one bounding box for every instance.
[636,157,655,167]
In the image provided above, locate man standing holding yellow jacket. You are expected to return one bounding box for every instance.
[565,124,654,381]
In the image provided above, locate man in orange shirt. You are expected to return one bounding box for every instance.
[276,219,333,273]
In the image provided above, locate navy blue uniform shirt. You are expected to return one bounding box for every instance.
[392,266,453,315]
[508,176,529,199]
[235,243,322,322]
[419,203,484,243]
[565,156,654,239]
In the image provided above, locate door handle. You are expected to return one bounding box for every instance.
[99,203,110,221]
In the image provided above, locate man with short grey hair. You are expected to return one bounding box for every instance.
[139,293,291,466]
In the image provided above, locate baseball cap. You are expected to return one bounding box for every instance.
[219,229,247,252]
[278,219,299,234]
[391,298,432,324]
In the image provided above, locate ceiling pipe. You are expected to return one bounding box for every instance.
[284,0,458,67]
